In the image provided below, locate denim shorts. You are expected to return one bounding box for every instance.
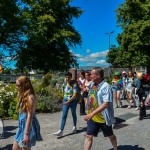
[86,119,113,137]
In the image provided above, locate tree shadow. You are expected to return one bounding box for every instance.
[57,127,87,139]
[3,131,16,139]
[110,145,145,150]
[0,144,13,150]
[2,126,17,139]
[4,126,17,131]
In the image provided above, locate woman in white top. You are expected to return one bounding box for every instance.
[125,71,135,109]
[82,71,92,112]
[77,70,86,115]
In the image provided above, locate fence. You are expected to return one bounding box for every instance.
[0,74,43,83]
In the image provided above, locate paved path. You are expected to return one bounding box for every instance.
[0,99,150,150]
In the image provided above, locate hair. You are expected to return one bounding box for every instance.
[85,71,91,76]
[127,71,134,77]
[79,70,85,78]
[65,72,72,78]
[17,76,35,113]
[92,67,104,78]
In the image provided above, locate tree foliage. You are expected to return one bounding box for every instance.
[0,0,83,73]
[107,0,150,68]
[0,0,24,64]
[16,0,83,73]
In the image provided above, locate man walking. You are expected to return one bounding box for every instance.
[84,67,117,150]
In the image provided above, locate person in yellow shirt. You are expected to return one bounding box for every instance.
[84,67,117,150]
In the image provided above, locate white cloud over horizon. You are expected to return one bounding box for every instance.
[74,49,110,67]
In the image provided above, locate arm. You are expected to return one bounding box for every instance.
[23,95,35,144]
[84,102,109,121]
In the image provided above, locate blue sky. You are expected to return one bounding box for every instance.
[3,0,125,69]
[70,0,125,68]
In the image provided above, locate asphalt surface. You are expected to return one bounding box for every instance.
[0,99,150,150]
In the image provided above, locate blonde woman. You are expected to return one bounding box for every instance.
[13,76,42,150]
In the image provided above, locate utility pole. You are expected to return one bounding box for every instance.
[105,31,114,78]
[105,31,114,50]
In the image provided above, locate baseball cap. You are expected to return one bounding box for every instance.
[114,72,120,76]
[122,71,126,74]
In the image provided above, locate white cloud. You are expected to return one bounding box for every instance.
[96,59,106,64]
[74,54,82,58]
[89,50,108,58]
[74,49,110,67]
[86,49,91,53]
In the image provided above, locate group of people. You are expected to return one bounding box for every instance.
[12,67,150,150]
[54,67,117,150]
[111,70,150,120]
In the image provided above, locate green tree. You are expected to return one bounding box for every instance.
[0,0,24,63]
[16,0,83,74]
[107,0,150,67]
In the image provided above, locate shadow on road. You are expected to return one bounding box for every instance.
[0,144,13,150]
[57,127,87,139]
[4,126,17,131]
[110,145,145,150]
[3,126,17,139]
[113,117,129,130]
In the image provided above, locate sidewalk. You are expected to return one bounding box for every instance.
[0,99,150,150]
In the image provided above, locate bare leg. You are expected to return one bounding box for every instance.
[84,135,93,150]
[113,92,118,107]
[12,141,21,150]
[117,91,121,107]
[22,147,31,150]
[108,134,117,150]
[127,91,131,108]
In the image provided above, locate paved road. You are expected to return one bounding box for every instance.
[0,99,150,150]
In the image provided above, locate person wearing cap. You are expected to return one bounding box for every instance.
[111,72,123,108]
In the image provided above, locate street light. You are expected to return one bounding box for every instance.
[105,31,114,50]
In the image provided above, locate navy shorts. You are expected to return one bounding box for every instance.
[87,119,113,137]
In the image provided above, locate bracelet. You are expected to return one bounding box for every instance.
[24,131,29,135]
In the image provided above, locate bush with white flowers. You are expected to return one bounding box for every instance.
[0,81,18,118]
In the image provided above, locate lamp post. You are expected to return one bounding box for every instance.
[105,31,114,50]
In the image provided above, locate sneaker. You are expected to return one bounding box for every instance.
[130,100,133,103]
[135,107,139,111]
[72,126,77,134]
[54,130,63,136]
[127,105,131,109]
[114,106,118,109]
[119,102,122,108]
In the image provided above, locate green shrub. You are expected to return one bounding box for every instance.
[0,81,18,118]
[41,72,52,87]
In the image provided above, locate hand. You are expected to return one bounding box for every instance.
[22,134,30,145]
[63,101,69,105]
[84,113,94,121]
